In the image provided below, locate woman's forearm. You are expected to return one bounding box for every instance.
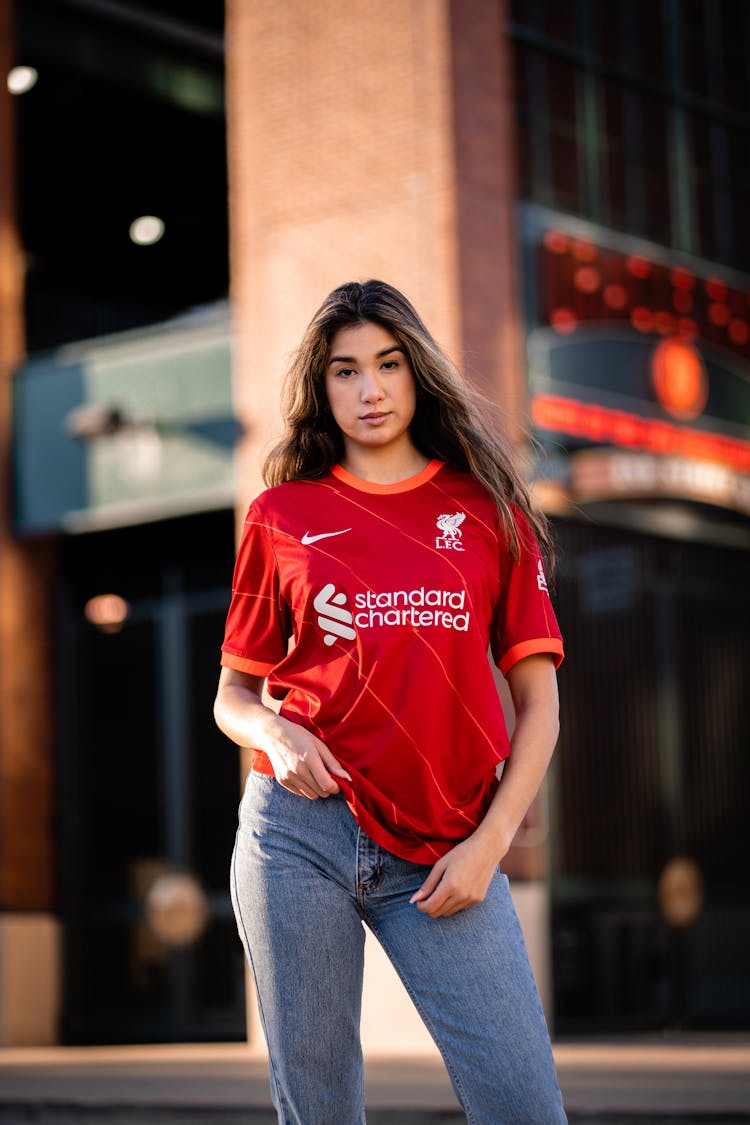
[214,666,350,798]
[473,655,560,862]
[213,671,283,753]
[475,702,559,860]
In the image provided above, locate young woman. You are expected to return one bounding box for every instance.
[214,280,568,1124]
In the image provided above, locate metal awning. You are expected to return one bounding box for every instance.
[12,303,237,534]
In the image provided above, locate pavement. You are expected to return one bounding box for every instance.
[0,1036,749,1122]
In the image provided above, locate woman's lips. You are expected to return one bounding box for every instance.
[360,411,391,425]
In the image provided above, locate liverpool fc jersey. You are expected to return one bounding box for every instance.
[220,460,564,863]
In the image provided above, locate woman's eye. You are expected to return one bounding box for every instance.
[382,360,398,370]
[335,368,354,378]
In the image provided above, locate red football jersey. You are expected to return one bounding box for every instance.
[221,460,563,863]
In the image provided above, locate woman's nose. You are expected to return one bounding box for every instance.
[361,370,385,401]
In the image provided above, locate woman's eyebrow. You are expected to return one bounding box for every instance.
[327,346,403,366]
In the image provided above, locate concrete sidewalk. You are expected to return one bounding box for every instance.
[0,1037,749,1121]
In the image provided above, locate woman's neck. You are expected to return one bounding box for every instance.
[339,444,429,485]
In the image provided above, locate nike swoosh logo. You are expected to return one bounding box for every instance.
[301,528,352,545]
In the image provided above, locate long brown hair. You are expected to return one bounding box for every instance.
[264,280,553,566]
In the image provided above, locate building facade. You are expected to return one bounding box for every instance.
[0,0,747,1046]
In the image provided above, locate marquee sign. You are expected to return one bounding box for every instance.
[522,207,750,515]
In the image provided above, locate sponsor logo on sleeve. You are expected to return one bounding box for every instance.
[537,559,549,593]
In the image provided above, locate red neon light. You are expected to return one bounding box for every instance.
[543,229,569,254]
[603,283,628,310]
[537,232,750,365]
[531,393,750,473]
[672,290,693,313]
[705,277,727,301]
[631,307,654,332]
[708,302,730,327]
[651,337,708,421]
[677,317,698,337]
[670,267,695,291]
[729,319,749,345]
[572,239,598,262]
[550,308,578,334]
[626,255,652,278]
[574,266,601,293]
[654,310,677,334]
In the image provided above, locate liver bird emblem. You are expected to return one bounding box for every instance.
[436,512,466,540]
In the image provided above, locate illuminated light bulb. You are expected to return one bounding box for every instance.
[550,308,577,334]
[84,593,130,633]
[631,306,654,332]
[651,337,708,422]
[7,65,38,94]
[573,266,601,293]
[603,283,628,310]
[572,239,597,262]
[672,290,693,314]
[654,310,677,335]
[729,319,749,345]
[708,302,730,327]
[669,267,695,291]
[543,229,568,254]
[626,255,652,279]
[677,317,698,338]
[705,277,727,301]
[129,215,165,245]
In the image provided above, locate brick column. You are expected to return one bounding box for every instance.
[0,0,58,1045]
[226,0,461,514]
[449,0,527,435]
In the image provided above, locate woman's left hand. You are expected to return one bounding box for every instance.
[409,832,506,918]
[411,654,561,919]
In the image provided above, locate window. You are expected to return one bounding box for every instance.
[509,0,750,269]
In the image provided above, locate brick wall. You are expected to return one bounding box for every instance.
[226,0,462,510]
[450,0,527,436]
[0,0,55,913]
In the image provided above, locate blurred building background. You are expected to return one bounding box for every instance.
[0,0,748,1049]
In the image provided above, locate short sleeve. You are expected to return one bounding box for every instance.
[220,503,290,676]
[491,510,564,676]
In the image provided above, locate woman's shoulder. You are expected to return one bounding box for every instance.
[247,473,336,518]
[435,463,501,512]
[437,465,542,548]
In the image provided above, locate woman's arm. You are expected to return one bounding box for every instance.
[410,653,560,917]
[214,666,351,799]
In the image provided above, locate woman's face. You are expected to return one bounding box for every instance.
[324,321,418,461]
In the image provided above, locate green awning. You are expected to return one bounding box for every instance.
[13,303,237,533]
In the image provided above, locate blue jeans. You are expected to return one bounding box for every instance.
[231,770,567,1124]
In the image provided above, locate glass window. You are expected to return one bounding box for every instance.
[510,0,750,270]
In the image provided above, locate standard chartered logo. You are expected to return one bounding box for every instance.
[314,583,356,646]
[313,582,470,646]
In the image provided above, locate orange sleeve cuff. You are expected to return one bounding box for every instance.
[498,637,564,676]
[220,650,276,677]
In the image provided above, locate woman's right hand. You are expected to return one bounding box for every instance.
[264,714,352,799]
[214,666,351,799]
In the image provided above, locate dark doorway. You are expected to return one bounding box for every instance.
[56,510,246,1043]
[550,514,750,1033]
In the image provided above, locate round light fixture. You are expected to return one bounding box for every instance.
[145,871,209,947]
[129,215,165,246]
[84,593,130,633]
[7,66,38,94]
